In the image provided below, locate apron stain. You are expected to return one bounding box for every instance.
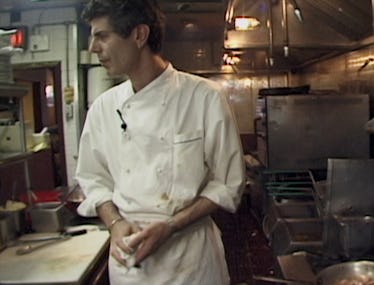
[161,192,170,201]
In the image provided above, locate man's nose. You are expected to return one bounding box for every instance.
[89,38,99,53]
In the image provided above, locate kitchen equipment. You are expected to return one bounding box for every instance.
[253,275,313,284]
[323,159,374,259]
[325,215,374,260]
[259,85,310,96]
[316,260,374,285]
[262,170,322,250]
[0,55,13,83]
[270,218,323,255]
[263,200,319,239]
[311,179,327,212]
[5,208,25,236]
[0,200,27,235]
[16,235,71,255]
[16,229,88,255]
[20,190,62,204]
[263,170,317,203]
[0,212,16,244]
[325,159,374,216]
[253,260,374,285]
[256,94,369,170]
[29,202,70,232]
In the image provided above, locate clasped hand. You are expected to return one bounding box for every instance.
[110,220,175,267]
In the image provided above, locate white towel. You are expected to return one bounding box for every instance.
[116,233,141,269]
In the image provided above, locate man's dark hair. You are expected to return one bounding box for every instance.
[82,0,166,53]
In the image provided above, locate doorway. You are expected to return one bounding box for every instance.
[13,62,67,187]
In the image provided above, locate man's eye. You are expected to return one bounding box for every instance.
[98,34,109,40]
[93,32,110,41]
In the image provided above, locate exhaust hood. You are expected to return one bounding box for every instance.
[224,0,374,71]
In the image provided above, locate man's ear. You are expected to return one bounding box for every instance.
[134,24,150,49]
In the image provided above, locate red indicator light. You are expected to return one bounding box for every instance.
[10,27,27,49]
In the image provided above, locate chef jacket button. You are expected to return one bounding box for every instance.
[161,102,166,107]
[126,169,131,174]
[126,104,131,109]
[160,136,164,141]
[157,168,163,174]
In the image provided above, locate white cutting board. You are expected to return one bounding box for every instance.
[0,230,109,284]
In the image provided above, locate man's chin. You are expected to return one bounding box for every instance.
[102,67,116,77]
[105,69,128,80]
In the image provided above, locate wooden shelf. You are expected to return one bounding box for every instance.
[0,83,27,98]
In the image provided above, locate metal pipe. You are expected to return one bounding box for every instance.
[225,0,235,23]
[372,0,374,36]
[267,0,274,68]
[65,24,70,86]
[282,0,289,57]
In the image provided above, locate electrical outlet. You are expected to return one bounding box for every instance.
[30,34,49,51]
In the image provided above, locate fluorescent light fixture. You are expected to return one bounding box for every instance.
[234,17,260,31]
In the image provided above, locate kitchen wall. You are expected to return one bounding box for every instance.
[0,7,80,185]
[3,5,372,184]
[209,73,288,133]
[293,44,374,111]
[291,44,374,156]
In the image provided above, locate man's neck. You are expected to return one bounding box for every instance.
[130,53,168,93]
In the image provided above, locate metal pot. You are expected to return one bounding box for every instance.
[253,260,374,285]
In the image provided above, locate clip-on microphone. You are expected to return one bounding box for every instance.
[116,109,127,131]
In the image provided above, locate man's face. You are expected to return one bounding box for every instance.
[89,16,139,77]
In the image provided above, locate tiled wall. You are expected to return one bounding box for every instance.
[1,7,80,185]
[209,73,289,135]
[294,45,374,111]
[290,45,374,157]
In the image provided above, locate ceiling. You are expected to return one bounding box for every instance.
[0,0,373,72]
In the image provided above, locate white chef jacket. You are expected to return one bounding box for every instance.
[76,64,245,285]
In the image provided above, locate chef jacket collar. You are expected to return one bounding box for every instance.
[116,63,174,110]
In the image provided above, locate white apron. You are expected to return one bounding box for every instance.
[108,216,230,285]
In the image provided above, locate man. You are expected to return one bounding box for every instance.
[76,0,245,284]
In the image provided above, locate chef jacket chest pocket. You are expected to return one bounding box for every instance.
[172,130,205,191]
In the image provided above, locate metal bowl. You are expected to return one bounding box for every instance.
[317,261,374,285]
[253,261,374,285]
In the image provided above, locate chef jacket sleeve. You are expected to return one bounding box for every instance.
[75,105,114,217]
[200,89,246,213]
